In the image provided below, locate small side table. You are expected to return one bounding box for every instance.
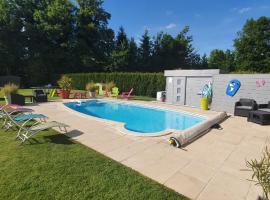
[248,110,270,125]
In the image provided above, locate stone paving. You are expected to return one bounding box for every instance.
[28,100,270,200]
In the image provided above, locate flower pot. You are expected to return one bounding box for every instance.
[200,97,209,110]
[89,91,96,98]
[59,90,70,99]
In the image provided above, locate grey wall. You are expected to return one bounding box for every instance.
[186,77,212,107]
[165,69,220,77]
[166,77,174,104]
[165,70,219,107]
[211,74,270,113]
[166,77,186,105]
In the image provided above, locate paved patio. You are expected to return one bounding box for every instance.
[28,100,270,200]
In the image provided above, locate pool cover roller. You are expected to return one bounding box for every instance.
[168,112,227,148]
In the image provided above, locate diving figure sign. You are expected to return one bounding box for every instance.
[226,79,241,97]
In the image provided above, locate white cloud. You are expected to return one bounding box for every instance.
[165,23,177,29]
[238,7,251,14]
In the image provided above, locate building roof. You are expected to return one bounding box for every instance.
[164,69,220,77]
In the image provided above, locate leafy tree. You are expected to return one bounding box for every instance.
[200,54,208,69]
[208,49,235,72]
[175,26,199,69]
[75,0,114,72]
[234,16,270,72]
[128,37,138,71]
[115,26,129,50]
[150,27,201,71]
[27,0,75,83]
[138,30,152,69]
[151,32,164,71]
[108,44,129,72]
[0,0,24,75]
[159,33,181,70]
[2,0,257,85]
[108,26,130,71]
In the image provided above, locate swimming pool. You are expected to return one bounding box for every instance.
[64,100,205,134]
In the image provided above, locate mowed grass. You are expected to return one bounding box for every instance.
[0,88,33,97]
[0,89,55,104]
[0,128,188,200]
[131,95,155,101]
[0,88,155,104]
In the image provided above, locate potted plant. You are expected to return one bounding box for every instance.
[86,82,98,98]
[246,147,270,200]
[199,83,212,110]
[2,83,19,104]
[104,81,115,96]
[57,75,72,99]
[161,92,166,102]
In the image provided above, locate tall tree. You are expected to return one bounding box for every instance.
[234,16,270,72]
[75,0,114,72]
[0,0,24,76]
[208,49,235,72]
[175,26,200,69]
[138,30,152,70]
[107,26,130,71]
[200,54,209,69]
[151,32,164,71]
[27,0,75,83]
[128,37,138,71]
[159,33,180,70]
[115,26,129,49]
[150,27,201,71]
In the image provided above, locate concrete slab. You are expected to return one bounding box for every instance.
[197,171,251,200]
[164,171,206,200]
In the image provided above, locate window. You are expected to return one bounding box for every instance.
[176,96,180,102]
[177,79,181,85]
[177,88,181,94]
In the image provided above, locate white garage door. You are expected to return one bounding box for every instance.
[185,77,212,107]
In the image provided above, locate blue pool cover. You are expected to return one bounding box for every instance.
[64,100,205,134]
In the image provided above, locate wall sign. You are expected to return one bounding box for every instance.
[226,79,241,97]
[256,80,266,87]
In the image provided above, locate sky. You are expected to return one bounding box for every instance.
[102,0,270,55]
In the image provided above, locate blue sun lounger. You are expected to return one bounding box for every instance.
[3,113,48,130]
[14,114,47,122]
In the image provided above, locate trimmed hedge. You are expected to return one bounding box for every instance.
[65,72,166,97]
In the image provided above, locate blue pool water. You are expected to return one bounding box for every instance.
[64,100,205,134]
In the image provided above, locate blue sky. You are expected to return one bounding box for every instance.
[102,0,270,55]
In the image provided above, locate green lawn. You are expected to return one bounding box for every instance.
[0,89,155,104]
[130,95,156,101]
[0,89,56,104]
[0,128,188,200]
[0,88,33,97]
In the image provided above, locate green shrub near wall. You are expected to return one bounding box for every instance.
[65,72,166,97]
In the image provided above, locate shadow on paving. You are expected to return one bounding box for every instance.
[42,129,84,145]
[43,133,75,145]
